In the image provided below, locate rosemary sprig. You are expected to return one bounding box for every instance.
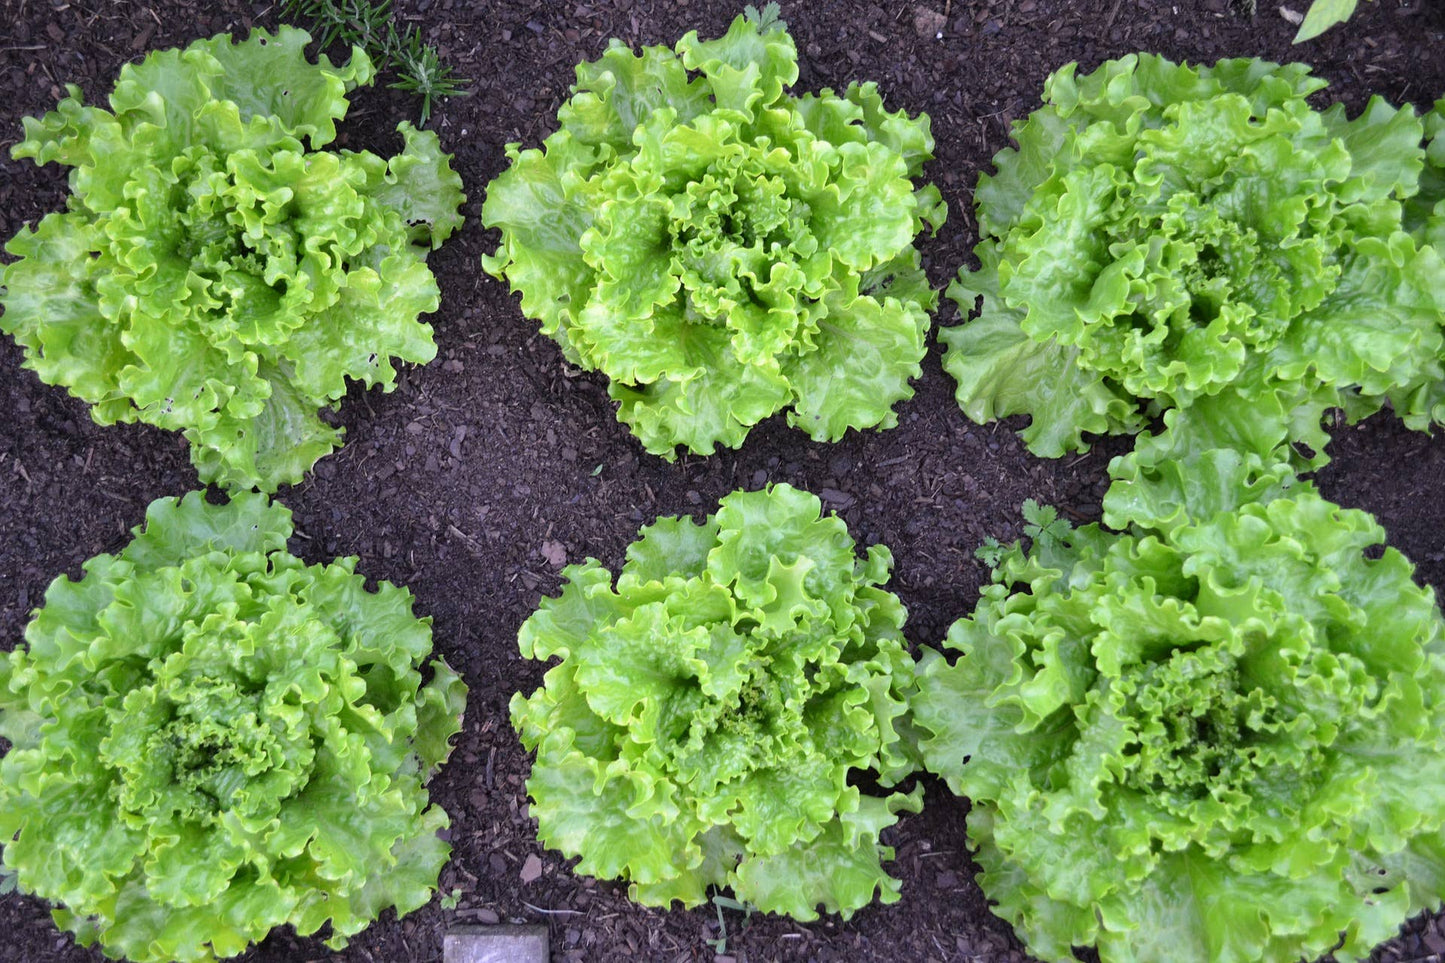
[279,0,391,51]
[278,0,468,125]
[387,23,468,125]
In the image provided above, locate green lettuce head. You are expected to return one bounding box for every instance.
[482,8,945,458]
[913,450,1445,963]
[0,492,466,962]
[943,54,1445,470]
[1,27,465,491]
[1417,97,1445,255]
[1402,96,1445,421]
[510,484,921,919]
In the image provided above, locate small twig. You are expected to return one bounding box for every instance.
[446,523,484,554]
[521,901,583,916]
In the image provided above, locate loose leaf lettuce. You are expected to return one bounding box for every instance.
[511,484,921,919]
[482,12,945,458]
[942,54,1445,471]
[1418,99,1445,251]
[1402,97,1445,424]
[0,492,466,962]
[913,451,1445,963]
[1,27,465,491]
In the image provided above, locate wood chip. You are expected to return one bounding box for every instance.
[913,5,947,36]
[540,540,566,567]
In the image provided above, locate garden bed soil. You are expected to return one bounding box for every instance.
[3,0,1445,961]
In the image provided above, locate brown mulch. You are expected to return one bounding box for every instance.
[2,0,1444,961]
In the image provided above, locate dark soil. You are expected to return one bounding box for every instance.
[2,0,1444,961]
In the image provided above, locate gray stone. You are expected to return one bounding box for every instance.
[444,925,549,963]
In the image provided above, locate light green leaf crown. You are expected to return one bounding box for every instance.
[511,483,921,919]
[482,12,945,458]
[942,54,1445,471]
[0,492,467,962]
[913,450,1445,963]
[2,27,466,491]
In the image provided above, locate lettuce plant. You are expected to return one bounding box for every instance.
[913,450,1445,963]
[943,54,1445,471]
[1423,98,1445,245]
[1406,99,1445,421]
[482,8,945,458]
[511,484,921,919]
[1,27,465,492]
[0,492,466,962]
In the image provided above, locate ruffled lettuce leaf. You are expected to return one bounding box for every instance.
[1400,98,1445,427]
[0,492,465,963]
[941,54,1445,468]
[914,455,1445,963]
[483,13,944,459]
[510,484,919,920]
[1,27,465,491]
